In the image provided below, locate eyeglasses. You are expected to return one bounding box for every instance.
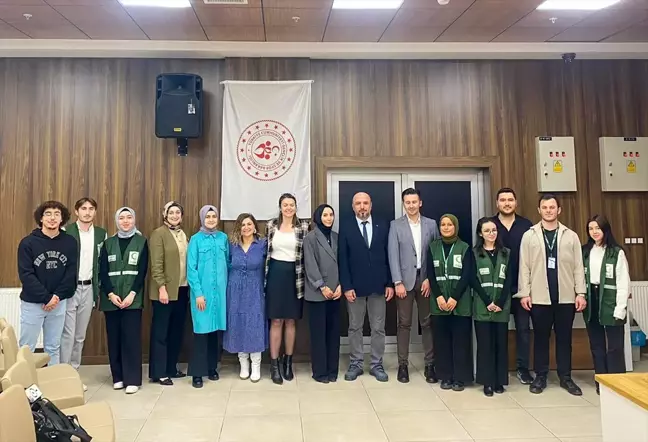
[482,229,498,235]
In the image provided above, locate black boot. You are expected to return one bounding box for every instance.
[282,355,294,381]
[270,358,283,385]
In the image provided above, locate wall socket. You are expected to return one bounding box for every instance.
[624,237,644,245]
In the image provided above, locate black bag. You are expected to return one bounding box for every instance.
[31,397,93,442]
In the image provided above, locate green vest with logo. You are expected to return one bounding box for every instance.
[473,248,511,323]
[583,246,623,326]
[429,239,472,317]
[65,223,107,304]
[99,234,146,312]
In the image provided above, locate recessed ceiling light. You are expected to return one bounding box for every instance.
[119,0,190,7]
[332,0,404,9]
[537,0,620,10]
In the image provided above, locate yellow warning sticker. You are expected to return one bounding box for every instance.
[553,160,563,173]
[627,160,636,173]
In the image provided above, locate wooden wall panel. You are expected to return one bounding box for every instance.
[0,57,647,366]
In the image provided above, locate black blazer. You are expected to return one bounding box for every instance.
[338,218,392,297]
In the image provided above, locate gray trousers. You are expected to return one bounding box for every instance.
[60,284,94,369]
[347,294,386,369]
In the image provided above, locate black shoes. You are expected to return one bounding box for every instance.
[208,370,219,381]
[494,385,505,394]
[171,370,187,379]
[328,374,338,383]
[484,386,494,397]
[158,378,173,386]
[270,358,283,385]
[425,365,438,384]
[282,355,294,381]
[560,377,583,396]
[452,382,465,392]
[440,380,453,390]
[192,377,203,388]
[517,369,535,385]
[530,375,547,394]
[313,376,329,384]
[397,364,410,383]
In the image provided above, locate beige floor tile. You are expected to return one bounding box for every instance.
[150,390,229,418]
[299,389,373,414]
[559,438,603,442]
[367,385,447,412]
[296,370,363,390]
[434,385,520,410]
[219,414,303,442]
[378,410,471,441]
[473,439,558,442]
[114,419,146,442]
[361,366,429,389]
[226,390,299,416]
[229,369,298,391]
[135,417,223,442]
[88,387,161,420]
[528,407,602,438]
[453,408,554,440]
[302,412,387,442]
[507,383,593,408]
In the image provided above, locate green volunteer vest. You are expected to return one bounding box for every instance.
[65,223,107,304]
[99,234,146,312]
[429,239,472,317]
[583,246,623,326]
[473,247,511,323]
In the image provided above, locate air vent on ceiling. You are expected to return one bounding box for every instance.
[202,0,247,4]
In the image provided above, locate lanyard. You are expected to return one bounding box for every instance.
[543,228,557,256]
[442,243,455,277]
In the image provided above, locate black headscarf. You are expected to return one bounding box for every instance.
[313,204,334,244]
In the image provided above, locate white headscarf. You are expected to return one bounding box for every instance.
[115,207,138,239]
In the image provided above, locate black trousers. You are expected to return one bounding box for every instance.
[307,299,341,381]
[105,309,142,386]
[432,315,473,383]
[475,321,508,387]
[531,303,575,378]
[586,286,626,375]
[148,287,189,379]
[511,298,531,371]
[188,331,221,377]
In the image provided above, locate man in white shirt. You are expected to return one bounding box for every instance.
[388,188,439,383]
[61,198,107,383]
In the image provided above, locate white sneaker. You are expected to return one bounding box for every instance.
[113,382,124,390]
[125,386,139,394]
[238,353,250,380]
[83,384,88,392]
[250,352,262,383]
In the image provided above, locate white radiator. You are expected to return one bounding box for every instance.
[0,288,43,348]
[629,281,648,335]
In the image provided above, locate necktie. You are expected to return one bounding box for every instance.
[362,221,369,248]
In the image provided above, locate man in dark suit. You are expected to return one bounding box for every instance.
[338,192,394,382]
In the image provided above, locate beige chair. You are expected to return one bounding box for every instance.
[0,323,50,372]
[0,384,115,442]
[17,346,80,384]
[1,360,84,410]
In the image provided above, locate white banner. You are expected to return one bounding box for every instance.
[220,81,312,221]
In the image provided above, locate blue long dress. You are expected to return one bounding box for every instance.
[222,238,268,354]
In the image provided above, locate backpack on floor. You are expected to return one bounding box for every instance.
[31,397,93,442]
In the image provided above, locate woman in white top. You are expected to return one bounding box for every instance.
[265,193,310,385]
[582,214,630,394]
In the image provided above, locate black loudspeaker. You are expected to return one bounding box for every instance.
[155,73,203,140]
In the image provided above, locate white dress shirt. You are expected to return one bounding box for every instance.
[356,216,373,247]
[408,215,422,269]
[589,245,631,320]
[271,230,297,262]
[77,223,95,281]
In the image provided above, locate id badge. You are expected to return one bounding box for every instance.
[548,257,556,269]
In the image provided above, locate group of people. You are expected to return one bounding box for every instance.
[15,187,630,397]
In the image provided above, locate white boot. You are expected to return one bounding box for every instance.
[238,353,250,380]
[250,352,262,383]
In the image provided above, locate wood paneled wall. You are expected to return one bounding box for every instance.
[0,58,646,365]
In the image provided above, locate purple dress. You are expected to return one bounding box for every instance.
[223,238,268,354]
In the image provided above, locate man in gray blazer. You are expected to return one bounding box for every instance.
[388,188,439,384]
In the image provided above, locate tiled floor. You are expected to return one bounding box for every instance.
[79,353,611,442]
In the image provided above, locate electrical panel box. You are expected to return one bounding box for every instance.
[599,137,648,192]
[535,136,577,192]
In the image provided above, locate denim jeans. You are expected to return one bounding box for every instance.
[19,299,68,365]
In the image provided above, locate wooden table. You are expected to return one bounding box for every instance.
[597,373,648,442]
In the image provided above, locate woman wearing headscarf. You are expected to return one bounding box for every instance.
[98,207,149,395]
[303,204,341,383]
[223,213,268,383]
[426,214,474,392]
[148,201,189,386]
[265,193,310,384]
[186,205,228,388]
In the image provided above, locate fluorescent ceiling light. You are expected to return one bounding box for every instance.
[536,0,620,10]
[119,0,190,7]
[332,0,404,9]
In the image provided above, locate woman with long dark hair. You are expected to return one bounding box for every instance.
[472,217,512,397]
[265,193,310,384]
[582,214,630,394]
